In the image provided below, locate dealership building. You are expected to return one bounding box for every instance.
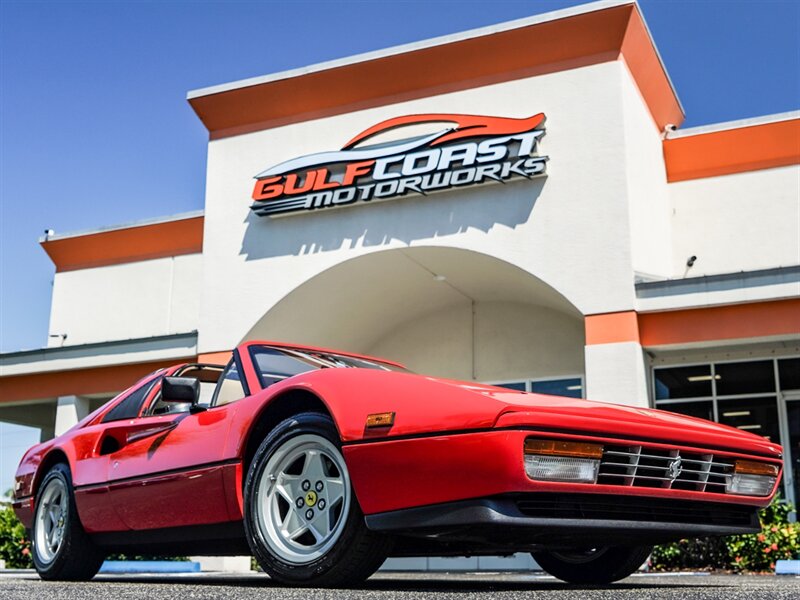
[1,0,799,566]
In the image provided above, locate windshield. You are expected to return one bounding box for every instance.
[249,345,408,389]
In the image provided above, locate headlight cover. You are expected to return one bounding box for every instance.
[726,473,776,497]
[726,460,779,497]
[524,455,600,483]
[524,439,603,483]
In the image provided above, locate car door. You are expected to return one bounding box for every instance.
[105,364,246,530]
[71,374,163,532]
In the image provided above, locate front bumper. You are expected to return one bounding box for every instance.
[343,429,780,515]
[12,497,34,529]
[365,493,761,548]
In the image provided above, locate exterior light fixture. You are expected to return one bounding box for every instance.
[726,460,779,497]
[687,374,721,382]
[524,439,603,483]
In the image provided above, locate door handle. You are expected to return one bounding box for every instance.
[124,421,178,444]
[99,420,178,455]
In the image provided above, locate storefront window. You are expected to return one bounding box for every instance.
[531,378,583,398]
[715,360,775,396]
[717,396,781,443]
[491,378,584,398]
[657,400,714,422]
[495,382,526,391]
[654,365,714,400]
[779,358,800,390]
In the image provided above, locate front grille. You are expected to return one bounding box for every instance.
[597,444,735,493]
[515,494,757,527]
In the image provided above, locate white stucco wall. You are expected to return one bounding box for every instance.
[669,165,800,277]
[369,301,585,382]
[47,254,202,346]
[199,61,647,354]
[619,61,674,279]
[584,341,649,407]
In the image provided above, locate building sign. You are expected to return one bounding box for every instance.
[250,113,548,217]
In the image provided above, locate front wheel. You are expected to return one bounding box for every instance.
[532,545,652,584]
[32,463,105,580]
[244,412,392,587]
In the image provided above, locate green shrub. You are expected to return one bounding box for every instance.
[727,500,799,572]
[651,498,800,572]
[106,553,189,561]
[0,505,32,568]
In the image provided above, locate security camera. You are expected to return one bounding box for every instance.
[686,255,697,267]
[44,229,55,237]
[661,124,678,139]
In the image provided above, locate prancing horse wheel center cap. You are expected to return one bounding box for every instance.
[305,491,317,506]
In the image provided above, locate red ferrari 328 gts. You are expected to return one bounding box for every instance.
[13,341,783,586]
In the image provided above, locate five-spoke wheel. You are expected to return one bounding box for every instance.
[34,477,69,563]
[32,463,105,580]
[256,434,351,564]
[244,412,391,587]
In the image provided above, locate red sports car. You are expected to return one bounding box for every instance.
[13,341,783,586]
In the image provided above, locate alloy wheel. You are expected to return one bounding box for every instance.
[255,433,351,564]
[34,477,68,564]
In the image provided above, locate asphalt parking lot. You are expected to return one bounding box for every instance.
[0,571,799,600]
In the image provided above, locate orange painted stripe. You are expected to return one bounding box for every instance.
[0,358,195,405]
[638,299,800,347]
[664,119,800,182]
[190,4,682,139]
[619,7,684,130]
[585,311,640,345]
[41,216,204,273]
[197,351,232,365]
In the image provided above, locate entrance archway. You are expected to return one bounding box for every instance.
[244,247,584,382]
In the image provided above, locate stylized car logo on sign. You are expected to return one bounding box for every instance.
[667,457,683,481]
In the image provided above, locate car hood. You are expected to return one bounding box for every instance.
[290,369,782,458]
[441,377,782,458]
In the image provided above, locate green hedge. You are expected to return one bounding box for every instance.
[650,498,800,572]
[0,505,32,568]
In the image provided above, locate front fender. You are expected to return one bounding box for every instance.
[257,369,508,442]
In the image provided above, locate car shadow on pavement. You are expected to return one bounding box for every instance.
[363,579,717,593]
[91,574,721,593]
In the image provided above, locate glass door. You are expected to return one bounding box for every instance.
[782,393,800,508]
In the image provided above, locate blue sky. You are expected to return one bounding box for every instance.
[0,1,798,490]
[1,0,799,354]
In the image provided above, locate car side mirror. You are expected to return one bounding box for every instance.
[161,376,200,405]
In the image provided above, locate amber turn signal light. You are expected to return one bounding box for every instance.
[734,460,779,477]
[366,412,395,428]
[524,439,604,459]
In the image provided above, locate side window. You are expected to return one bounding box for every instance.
[102,378,159,423]
[211,360,245,407]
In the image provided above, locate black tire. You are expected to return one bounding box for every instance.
[32,463,105,581]
[243,412,392,587]
[532,545,652,584]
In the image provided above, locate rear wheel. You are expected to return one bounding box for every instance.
[244,412,391,587]
[32,463,105,580]
[532,545,652,584]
